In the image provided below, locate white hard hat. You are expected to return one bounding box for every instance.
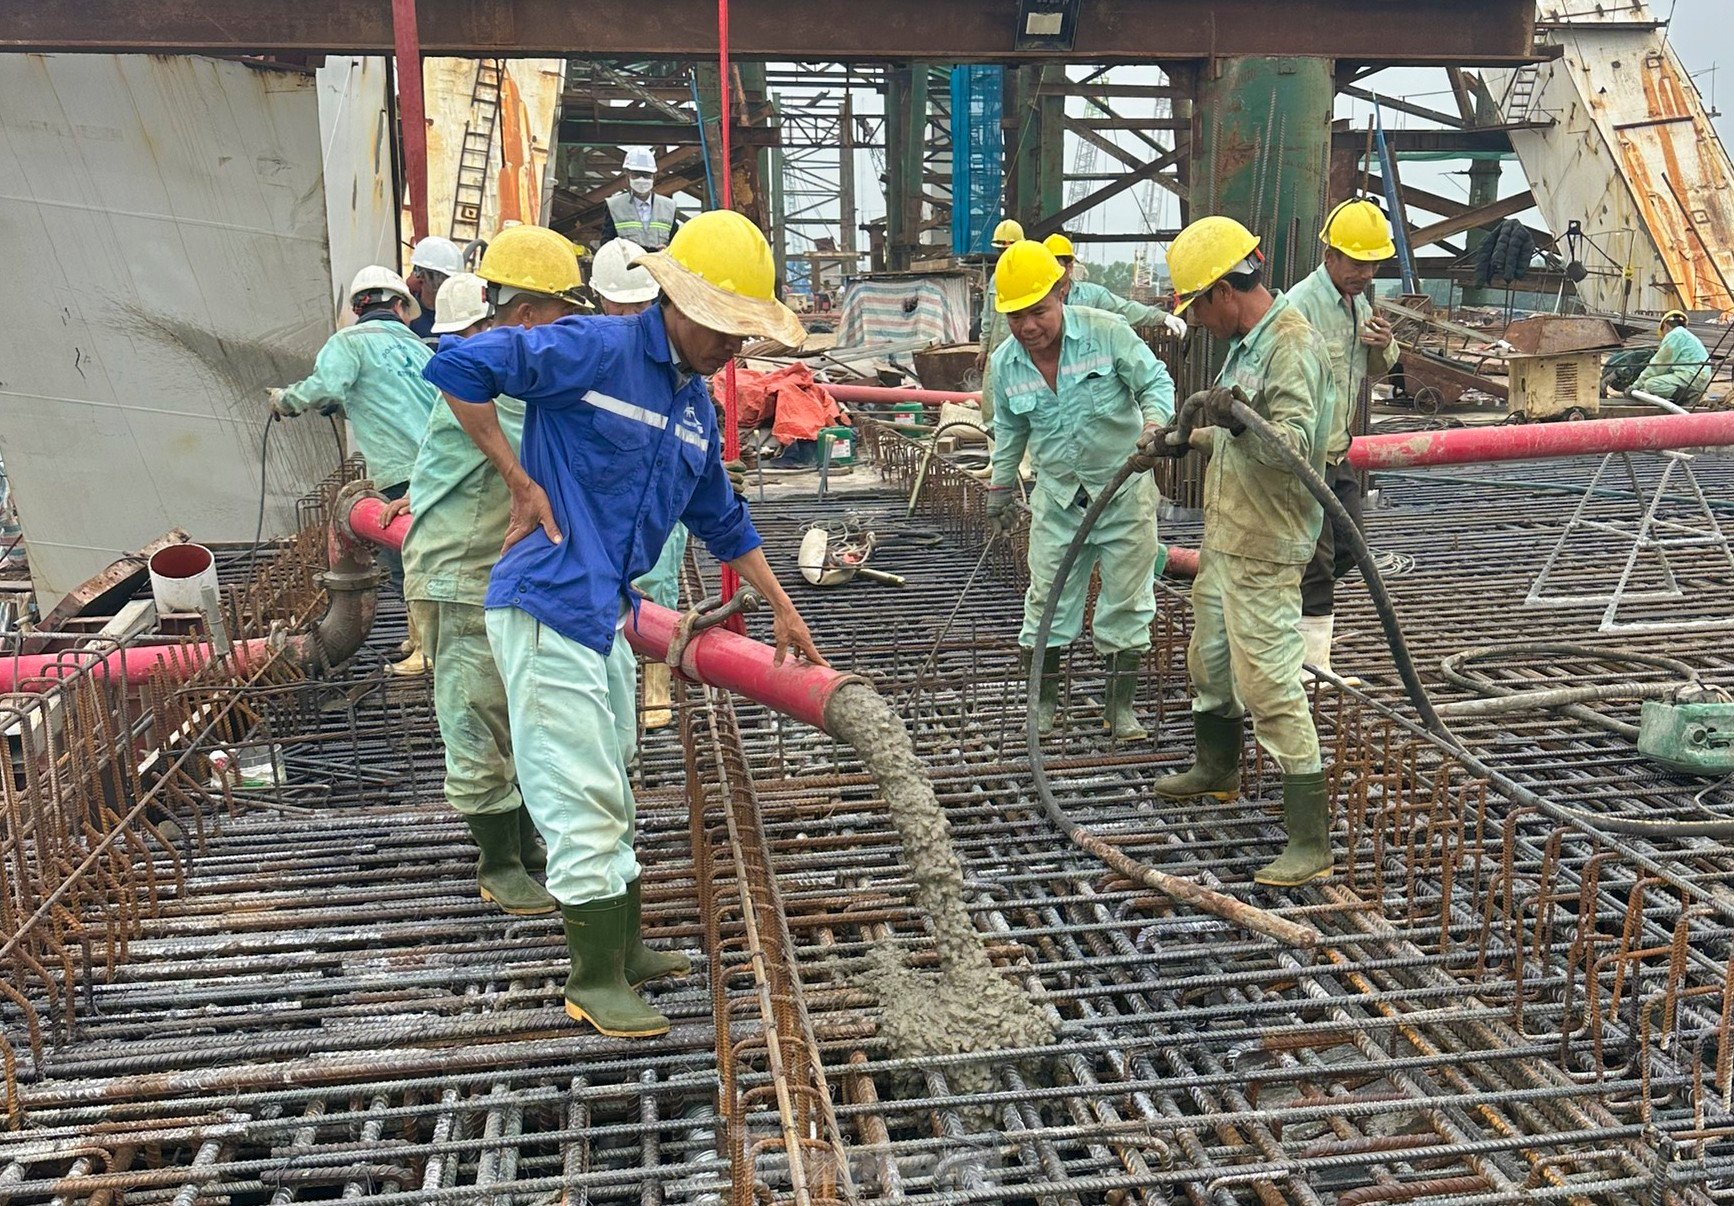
[622,146,658,175]
[591,238,661,305]
[409,235,464,277]
[347,265,421,320]
[431,272,492,334]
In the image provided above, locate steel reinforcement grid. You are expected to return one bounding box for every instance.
[2,427,1733,1203]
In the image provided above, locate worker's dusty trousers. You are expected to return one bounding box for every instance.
[1299,460,1364,617]
[1187,548,1322,774]
[1019,473,1159,654]
[487,606,640,905]
[411,600,518,817]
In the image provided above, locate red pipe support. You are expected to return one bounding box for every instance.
[1347,411,1734,470]
[824,383,982,405]
[391,0,430,243]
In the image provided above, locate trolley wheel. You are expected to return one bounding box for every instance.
[1565,407,1589,422]
[1413,386,1445,416]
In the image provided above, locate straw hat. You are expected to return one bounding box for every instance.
[635,210,806,348]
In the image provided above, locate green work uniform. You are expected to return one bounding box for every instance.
[980,267,1011,429]
[1632,324,1712,404]
[1285,262,1400,463]
[1067,280,1170,331]
[990,306,1175,654]
[1188,293,1333,774]
[277,319,437,490]
[633,524,689,609]
[403,397,527,817]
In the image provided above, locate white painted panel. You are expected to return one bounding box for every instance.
[316,56,399,319]
[0,53,345,608]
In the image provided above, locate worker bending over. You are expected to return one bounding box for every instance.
[1145,216,1335,887]
[1630,310,1712,406]
[985,240,1175,741]
[423,211,824,1039]
[1044,234,1188,341]
[1285,200,1400,677]
[269,265,438,616]
[392,228,584,917]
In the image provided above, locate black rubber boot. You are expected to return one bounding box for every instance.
[1253,771,1334,886]
[561,896,670,1038]
[1150,711,1243,800]
[516,806,548,874]
[624,877,691,987]
[1019,647,1064,736]
[465,812,556,915]
[1102,650,1149,742]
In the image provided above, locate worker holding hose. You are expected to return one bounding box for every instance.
[986,239,1175,741]
[423,210,824,1040]
[1286,199,1401,678]
[389,228,584,919]
[1044,233,1188,342]
[1145,216,1337,887]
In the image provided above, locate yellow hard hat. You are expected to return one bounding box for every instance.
[1167,216,1262,315]
[477,225,584,300]
[636,210,806,347]
[991,218,1025,248]
[1042,233,1075,260]
[1320,198,1397,261]
[1661,309,1689,334]
[994,240,1066,313]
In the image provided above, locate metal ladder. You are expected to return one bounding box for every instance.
[1500,61,1542,124]
[449,60,504,242]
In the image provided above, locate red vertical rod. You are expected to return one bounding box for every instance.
[392,0,430,242]
[716,0,744,613]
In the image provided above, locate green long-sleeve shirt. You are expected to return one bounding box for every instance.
[1066,280,1169,329]
[277,318,437,490]
[1284,262,1400,463]
[1633,324,1712,400]
[989,306,1175,497]
[1203,292,1334,565]
[402,396,526,606]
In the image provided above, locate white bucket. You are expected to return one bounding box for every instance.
[148,543,219,614]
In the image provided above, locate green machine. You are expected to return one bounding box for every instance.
[1638,698,1734,776]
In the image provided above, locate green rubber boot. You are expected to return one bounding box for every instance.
[465,812,556,916]
[1020,647,1064,736]
[1102,650,1149,742]
[1253,771,1334,886]
[1151,711,1242,800]
[624,877,691,987]
[516,806,548,874]
[561,896,670,1038]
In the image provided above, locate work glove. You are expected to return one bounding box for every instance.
[725,457,749,498]
[1131,423,1190,471]
[1200,386,1247,436]
[265,387,294,419]
[985,485,1019,535]
[1161,312,1188,340]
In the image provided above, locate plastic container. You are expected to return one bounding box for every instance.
[148,543,219,614]
[818,426,855,466]
[890,402,925,428]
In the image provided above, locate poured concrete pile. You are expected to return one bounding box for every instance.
[825,684,1054,1073]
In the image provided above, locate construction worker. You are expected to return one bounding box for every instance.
[1630,310,1712,406]
[388,233,584,921]
[422,209,824,1040]
[1143,215,1335,888]
[601,147,680,251]
[985,240,1175,741]
[976,218,1026,427]
[1285,200,1400,676]
[405,236,466,341]
[268,265,438,603]
[1044,233,1188,341]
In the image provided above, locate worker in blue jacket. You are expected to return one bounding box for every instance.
[423,210,823,1040]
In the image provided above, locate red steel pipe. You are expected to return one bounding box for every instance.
[824,383,981,405]
[391,0,430,242]
[349,494,410,551]
[1347,411,1734,470]
[0,640,276,693]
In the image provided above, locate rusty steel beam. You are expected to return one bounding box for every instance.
[3,1,1537,63]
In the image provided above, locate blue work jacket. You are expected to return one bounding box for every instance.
[423,305,760,655]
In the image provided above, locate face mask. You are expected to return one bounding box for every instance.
[629,175,655,197]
